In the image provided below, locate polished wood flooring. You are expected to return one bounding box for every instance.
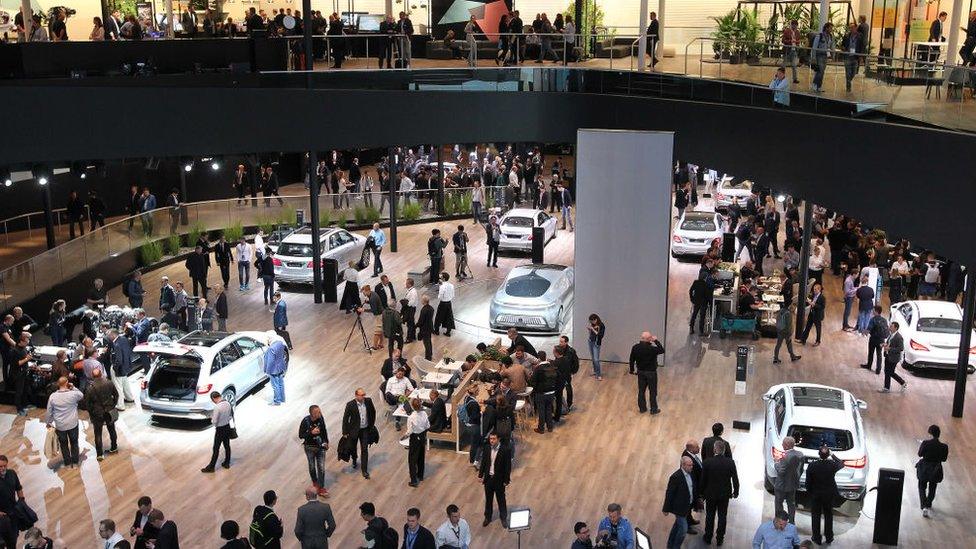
[4,203,976,548]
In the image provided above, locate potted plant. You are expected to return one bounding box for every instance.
[711,11,737,60]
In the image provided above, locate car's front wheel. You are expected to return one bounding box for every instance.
[764,474,774,494]
[221,388,237,407]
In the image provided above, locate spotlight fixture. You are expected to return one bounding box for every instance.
[0,167,11,187]
[776,194,786,203]
[38,176,48,185]
[69,161,90,180]
[211,160,220,171]
[32,165,51,186]
[181,157,194,172]
[184,163,193,172]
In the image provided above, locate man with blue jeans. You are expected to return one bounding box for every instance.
[299,405,329,496]
[272,291,293,350]
[558,182,574,231]
[368,223,385,277]
[596,503,634,549]
[587,314,605,380]
[264,331,289,405]
[663,456,695,549]
[810,23,834,93]
[855,276,875,334]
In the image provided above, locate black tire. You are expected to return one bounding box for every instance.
[221,387,238,407]
[764,474,774,494]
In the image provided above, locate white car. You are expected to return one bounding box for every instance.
[671,211,724,256]
[763,383,869,502]
[489,264,574,332]
[889,300,976,373]
[136,331,283,420]
[273,226,368,284]
[498,208,558,253]
[714,177,752,210]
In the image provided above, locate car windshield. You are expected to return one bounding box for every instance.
[502,217,533,228]
[147,356,202,402]
[277,243,314,257]
[680,218,716,232]
[917,317,962,334]
[505,272,551,298]
[787,425,854,451]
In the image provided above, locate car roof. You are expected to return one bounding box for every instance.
[178,331,234,348]
[503,208,544,217]
[281,226,343,243]
[781,384,856,428]
[908,300,961,319]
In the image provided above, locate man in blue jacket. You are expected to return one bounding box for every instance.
[264,333,289,405]
[272,292,293,350]
[596,503,633,549]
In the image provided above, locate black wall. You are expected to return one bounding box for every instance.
[1,85,974,265]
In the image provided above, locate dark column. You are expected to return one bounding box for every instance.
[437,144,445,216]
[302,0,314,74]
[179,166,190,226]
[308,151,323,303]
[41,182,55,250]
[574,0,583,51]
[953,271,974,418]
[389,147,398,253]
[794,200,814,339]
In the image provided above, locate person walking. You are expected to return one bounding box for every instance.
[629,331,664,414]
[471,181,484,223]
[781,19,801,83]
[404,398,430,487]
[66,190,86,240]
[646,11,660,68]
[260,249,276,305]
[271,292,293,350]
[299,405,329,496]
[464,15,478,67]
[479,432,510,527]
[841,23,862,93]
[855,275,875,334]
[45,376,84,468]
[214,234,234,288]
[452,225,470,279]
[805,445,844,544]
[662,456,695,549]
[251,491,284,549]
[402,508,435,549]
[810,22,834,93]
[689,260,715,335]
[126,270,146,309]
[84,367,119,461]
[264,332,288,405]
[368,223,386,277]
[587,314,605,380]
[773,302,801,363]
[213,285,229,332]
[773,435,804,522]
[201,391,234,472]
[530,352,559,433]
[427,229,448,285]
[699,440,739,546]
[879,321,908,393]
[235,237,251,291]
[797,282,825,346]
[861,306,889,373]
[294,486,336,548]
[916,424,949,517]
[557,182,574,231]
[403,278,418,342]
[184,245,210,299]
[342,388,377,479]
[434,272,456,336]
[418,295,435,360]
[108,329,135,410]
[146,509,179,549]
[340,260,361,314]
[484,215,500,268]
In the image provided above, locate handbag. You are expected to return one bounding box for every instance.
[227,409,239,439]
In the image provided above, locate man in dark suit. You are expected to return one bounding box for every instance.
[109,329,134,409]
[479,433,510,527]
[129,496,157,549]
[401,507,435,549]
[506,328,537,357]
[880,321,908,392]
[213,235,234,288]
[426,389,448,433]
[342,388,376,479]
[646,12,660,68]
[381,348,409,381]
[181,6,197,36]
[805,446,844,545]
[702,423,732,461]
[105,10,123,40]
[507,11,524,65]
[681,441,703,534]
[184,245,210,299]
[752,226,771,276]
[484,216,500,268]
[99,518,132,548]
[916,424,949,517]
[699,440,739,546]
[662,456,695,549]
[376,275,396,308]
[629,331,665,414]
[146,509,178,549]
[294,486,336,548]
[417,295,435,361]
[930,11,946,41]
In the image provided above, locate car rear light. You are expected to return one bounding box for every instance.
[716,192,725,201]
[910,339,930,352]
[196,383,213,394]
[272,258,282,266]
[527,234,533,241]
[771,446,785,461]
[140,380,147,390]
[672,235,683,243]
[843,455,867,468]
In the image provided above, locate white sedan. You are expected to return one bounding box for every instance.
[671,211,723,256]
[498,208,558,253]
[889,300,976,373]
[714,177,752,211]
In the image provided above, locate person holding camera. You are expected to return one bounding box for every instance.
[596,503,634,549]
[299,405,330,497]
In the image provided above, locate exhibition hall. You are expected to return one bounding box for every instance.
[2,0,976,548]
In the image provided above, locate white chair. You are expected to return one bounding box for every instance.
[411,355,433,380]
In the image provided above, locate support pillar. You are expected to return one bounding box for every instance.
[303,0,314,73]
[21,0,32,40]
[819,0,830,29]
[166,0,174,38]
[437,145,445,216]
[658,0,666,59]
[308,151,323,303]
[41,182,55,250]
[947,0,965,66]
[952,271,974,417]
[388,148,398,253]
[638,0,648,73]
[794,200,814,339]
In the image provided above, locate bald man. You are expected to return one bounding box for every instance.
[294,485,336,548]
[663,456,695,548]
[629,331,665,414]
[773,435,804,523]
[681,440,703,534]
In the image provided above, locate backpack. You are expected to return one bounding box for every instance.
[689,279,708,305]
[249,510,276,547]
[458,395,473,425]
[121,273,133,297]
[924,263,940,284]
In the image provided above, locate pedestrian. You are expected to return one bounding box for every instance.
[434,272,456,336]
[841,23,862,93]
[689,259,715,334]
[699,440,739,546]
[752,511,799,548]
[861,305,888,373]
[342,388,377,479]
[453,225,470,279]
[260,248,276,306]
[235,237,252,291]
[805,445,844,545]
[264,331,288,405]
[0,455,23,547]
[781,19,801,83]
[201,391,234,472]
[382,301,403,358]
[773,302,801,363]
[24,527,56,548]
[484,215,500,268]
[46,299,67,347]
[587,314,605,380]
[479,432,510,527]
[294,486,336,548]
[842,268,856,331]
[45,376,84,468]
[147,509,179,549]
[571,522,593,549]
[674,182,689,219]
[530,352,559,433]
[271,291,293,350]
[66,189,86,239]
[213,284,229,332]
[126,270,146,309]
[130,496,157,549]
[220,520,251,549]
[418,295,435,360]
[797,282,825,346]
[368,222,385,277]
[184,245,210,299]
[428,229,448,285]
[435,503,471,548]
[404,398,430,487]
[557,181,574,231]
[403,278,418,342]
[855,275,875,334]
[340,260,362,314]
[83,367,119,461]
[810,22,834,93]
[250,490,284,549]
[879,321,908,393]
[88,189,106,230]
[916,424,949,517]
[773,435,803,522]
[629,331,664,414]
[214,234,234,288]
[299,405,329,496]
[98,519,130,549]
[662,456,695,549]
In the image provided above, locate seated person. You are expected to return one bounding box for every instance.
[462,354,479,372]
[737,283,761,318]
[739,260,757,283]
[499,359,529,393]
[86,278,108,308]
[443,29,463,59]
[511,346,540,373]
[384,367,413,430]
[425,389,449,432]
[381,348,410,380]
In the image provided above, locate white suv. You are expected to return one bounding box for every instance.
[273,226,368,284]
[762,383,869,502]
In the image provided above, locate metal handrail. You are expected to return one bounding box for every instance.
[1,205,90,244]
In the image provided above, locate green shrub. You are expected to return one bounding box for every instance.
[353,206,367,225]
[258,218,275,235]
[335,211,347,228]
[223,221,244,244]
[188,223,206,247]
[319,209,332,227]
[365,206,381,224]
[400,202,422,221]
[165,234,181,256]
[277,206,296,226]
[139,241,164,267]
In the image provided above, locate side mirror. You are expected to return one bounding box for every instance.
[856,399,868,411]
[761,394,772,402]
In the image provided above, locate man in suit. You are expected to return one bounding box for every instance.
[417,295,435,361]
[108,329,134,410]
[146,509,178,549]
[106,10,123,40]
[699,440,739,545]
[752,226,771,276]
[84,367,119,460]
[376,275,396,308]
[479,432,510,527]
[272,292,293,350]
[506,328,538,357]
[629,331,665,414]
[930,11,947,41]
[680,441,703,534]
[181,6,197,36]
[662,456,695,549]
[294,486,336,548]
[166,189,180,235]
[916,424,949,517]
[213,235,234,288]
[507,11,524,65]
[130,496,157,549]
[702,423,732,461]
[184,245,210,299]
[140,187,156,236]
[880,321,908,392]
[426,389,448,433]
[805,445,844,544]
[773,435,804,522]
[402,507,435,549]
[342,388,376,479]
[646,12,660,68]
[99,518,132,548]
[402,278,418,342]
[396,11,414,67]
[484,216,500,268]
[861,305,889,373]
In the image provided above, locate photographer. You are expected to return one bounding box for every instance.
[595,503,634,549]
[299,405,329,497]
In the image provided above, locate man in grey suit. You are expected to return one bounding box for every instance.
[294,486,336,548]
[880,321,908,393]
[773,435,803,522]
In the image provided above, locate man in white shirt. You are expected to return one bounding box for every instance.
[434,272,456,337]
[399,172,415,205]
[98,518,128,549]
[403,277,418,342]
[235,237,252,291]
[368,222,386,277]
[405,399,430,487]
[384,368,412,430]
[435,504,472,548]
[46,377,84,467]
[202,392,234,472]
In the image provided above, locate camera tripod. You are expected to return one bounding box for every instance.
[343,311,372,354]
[456,252,474,280]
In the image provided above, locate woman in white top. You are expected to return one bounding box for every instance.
[404,398,430,487]
[470,181,484,224]
[464,16,477,67]
[340,260,361,314]
[254,230,265,263]
[808,244,826,285]
[433,272,456,336]
[337,170,351,208]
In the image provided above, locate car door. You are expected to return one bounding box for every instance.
[539,212,555,240]
[214,342,244,395]
[234,336,266,388]
[337,230,357,264]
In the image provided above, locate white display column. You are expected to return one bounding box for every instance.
[20,0,31,39]
[573,129,674,364]
[947,0,966,65]
[820,0,830,29]
[166,0,174,38]
[658,0,665,58]
[638,0,648,73]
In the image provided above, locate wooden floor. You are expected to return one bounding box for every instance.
[4,202,976,548]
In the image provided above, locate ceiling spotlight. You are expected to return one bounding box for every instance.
[211,161,220,171]
[80,172,87,180]
[38,176,48,185]
[0,167,11,187]
[184,163,193,172]
[3,179,10,187]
